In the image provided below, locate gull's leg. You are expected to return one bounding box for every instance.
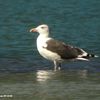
[53,61,61,71]
[58,63,61,70]
[54,60,58,71]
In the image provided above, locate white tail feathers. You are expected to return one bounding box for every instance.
[76,53,98,61]
[76,58,89,61]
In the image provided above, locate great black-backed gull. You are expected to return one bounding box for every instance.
[30,24,97,71]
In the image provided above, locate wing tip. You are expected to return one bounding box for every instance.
[76,54,98,61]
[88,54,99,58]
[94,55,99,58]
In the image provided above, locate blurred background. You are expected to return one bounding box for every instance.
[0,0,100,100]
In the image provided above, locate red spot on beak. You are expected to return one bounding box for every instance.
[30,28,37,32]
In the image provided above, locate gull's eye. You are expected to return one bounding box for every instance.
[41,26,46,29]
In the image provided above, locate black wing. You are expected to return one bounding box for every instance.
[45,39,86,59]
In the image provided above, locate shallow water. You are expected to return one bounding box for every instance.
[0,70,100,100]
[0,0,100,99]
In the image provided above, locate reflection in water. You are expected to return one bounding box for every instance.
[36,69,88,83]
[36,70,54,82]
[0,69,99,100]
[34,69,100,100]
[77,69,88,79]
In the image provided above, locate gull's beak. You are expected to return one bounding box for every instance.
[30,28,37,32]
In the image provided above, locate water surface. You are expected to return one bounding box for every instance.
[0,0,100,99]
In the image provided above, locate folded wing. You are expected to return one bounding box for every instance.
[45,39,94,60]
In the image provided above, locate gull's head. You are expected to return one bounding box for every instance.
[30,24,49,36]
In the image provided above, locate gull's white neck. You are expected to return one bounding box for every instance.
[36,33,51,54]
[37,32,49,45]
[38,32,49,38]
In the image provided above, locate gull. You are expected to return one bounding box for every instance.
[30,24,97,71]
